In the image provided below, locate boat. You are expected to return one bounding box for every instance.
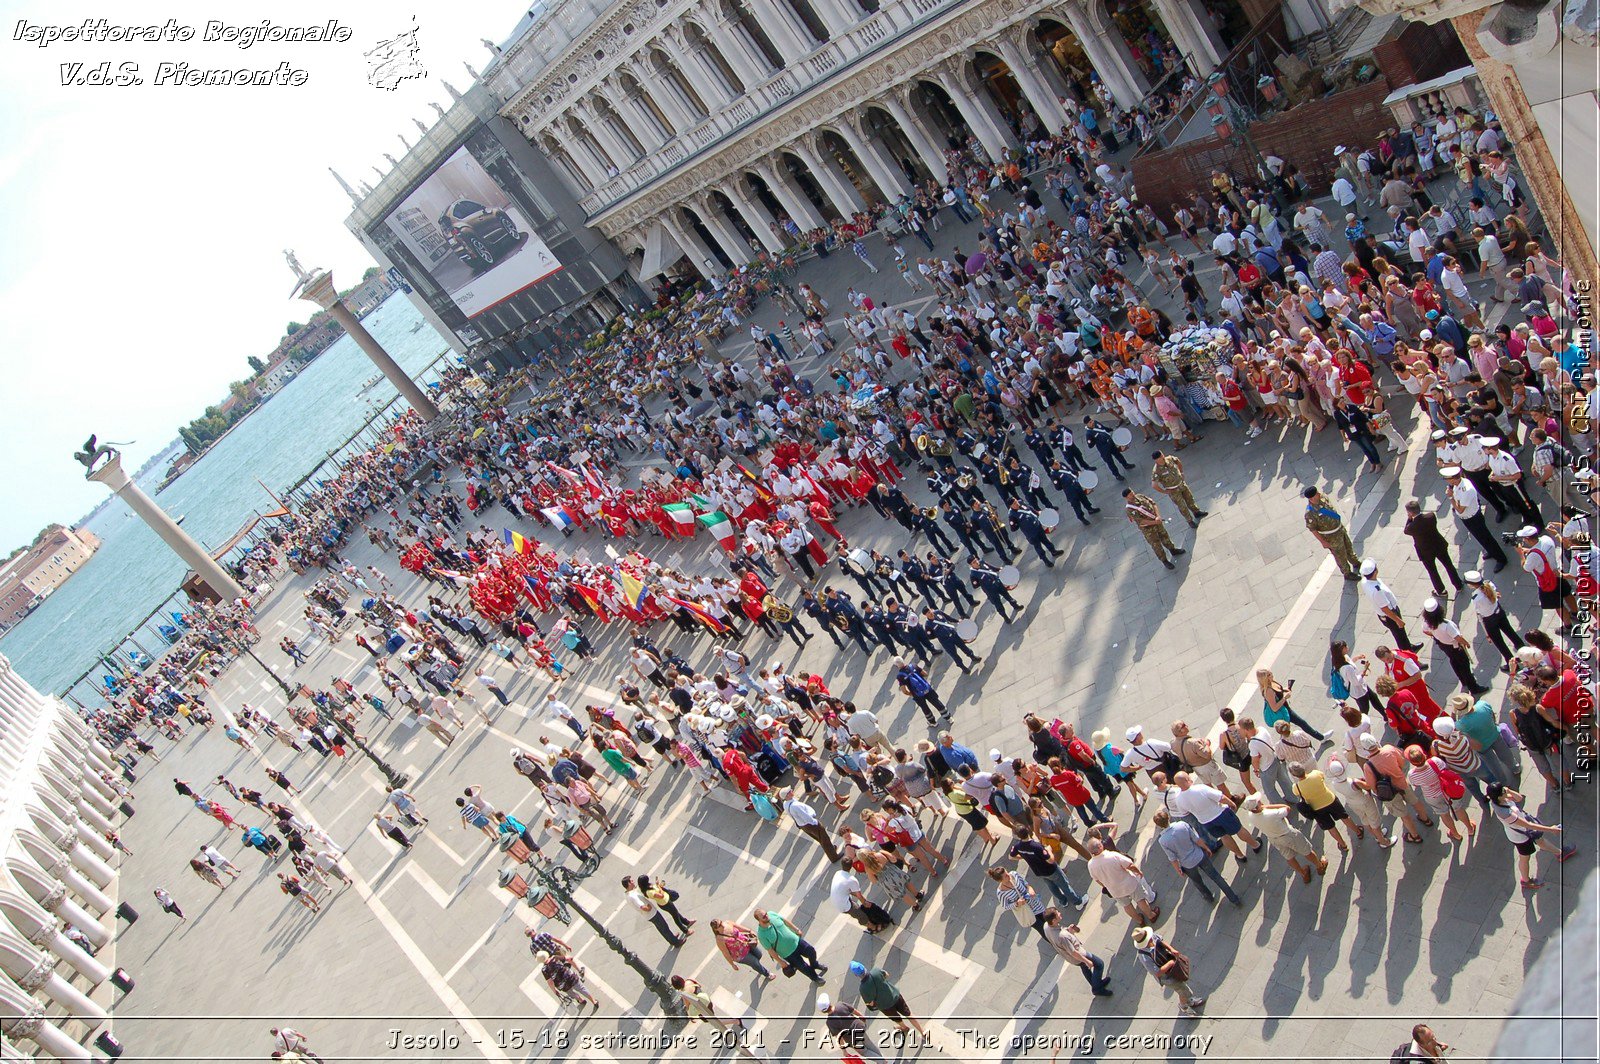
[410,321,426,333]
[358,373,385,393]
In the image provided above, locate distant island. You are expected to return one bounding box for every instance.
[163,269,401,490]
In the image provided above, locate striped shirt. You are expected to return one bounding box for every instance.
[995,878,1045,916]
[1432,732,1482,775]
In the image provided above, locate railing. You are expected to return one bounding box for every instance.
[1133,15,1289,157]
[572,0,961,217]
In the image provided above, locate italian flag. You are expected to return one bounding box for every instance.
[698,510,737,549]
[662,502,696,536]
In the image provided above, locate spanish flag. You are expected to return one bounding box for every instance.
[736,463,775,504]
[502,529,531,554]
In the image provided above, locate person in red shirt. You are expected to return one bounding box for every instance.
[1046,757,1109,825]
[1375,645,1443,720]
[808,499,847,549]
[1537,666,1593,729]
[1374,676,1439,749]
[1336,352,1374,407]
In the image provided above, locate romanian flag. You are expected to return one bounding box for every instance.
[618,569,648,610]
[502,529,531,554]
[663,594,727,633]
[697,510,737,548]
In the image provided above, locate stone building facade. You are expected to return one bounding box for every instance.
[481,0,1240,282]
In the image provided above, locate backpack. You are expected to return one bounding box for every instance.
[1371,771,1399,803]
[1328,666,1350,700]
[1137,744,1183,779]
[1430,758,1467,800]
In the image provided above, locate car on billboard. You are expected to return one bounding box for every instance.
[437,199,521,273]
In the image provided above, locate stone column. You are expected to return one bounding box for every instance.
[576,100,636,169]
[658,35,724,110]
[662,212,727,278]
[695,194,757,264]
[0,976,93,1061]
[0,883,108,986]
[84,453,246,601]
[934,65,1012,162]
[0,920,106,1023]
[297,269,441,421]
[634,59,700,132]
[879,92,950,182]
[808,0,861,36]
[719,178,787,252]
[794,139,867,216]
[1062,0,1150,110]
[994,33,1069,133]
[1150,0,1225,74]
[708,15,771,86]
[836,116,912,199]
[743,0,814,60]
[1451,7,1598,289]
[754,158,828,230]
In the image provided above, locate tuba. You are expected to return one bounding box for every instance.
[930,437,954,458]
[832,612,853,630]
[763,595,794,623]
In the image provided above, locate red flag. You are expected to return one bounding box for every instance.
[662,595,728,633]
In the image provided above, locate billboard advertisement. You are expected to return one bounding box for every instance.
[384,146,562,317]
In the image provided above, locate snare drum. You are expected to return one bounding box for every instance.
[1078,470,1100,491]
[1039,508,1061,533]
[954,618,980,643]
[1110,427,1134,448]
[998,564,1021,589]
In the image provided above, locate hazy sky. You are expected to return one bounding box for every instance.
[0,0,529,551]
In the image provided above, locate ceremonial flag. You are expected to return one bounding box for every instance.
[618,570,648,610]
[582,463,608,499]
[687,492,712,511]
[662,502,696,532]
[698,510,737,548]
[735,463,775,504]
[541,507,575,531]
[663,594,728,633]
[502,529,531,554]
[546,461,584,488]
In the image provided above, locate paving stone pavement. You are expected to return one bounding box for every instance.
[96,176,1592,1063]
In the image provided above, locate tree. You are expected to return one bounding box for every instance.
[247,355,267,376]
[229,380,254,403]
[285,321,304,336]
[363,266,380,281]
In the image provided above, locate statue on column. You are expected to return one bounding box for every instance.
[72,435,125,473]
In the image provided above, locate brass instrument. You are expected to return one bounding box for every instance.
[956,471,977,491]
[763,595,794,623]
[930,438,954,458]
[983,504,1005,532]
[921,506,939,520]
[914,433,931,453]
[832,612,853,630]
[996,465,1011,487]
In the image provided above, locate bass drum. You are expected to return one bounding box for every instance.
[845,548,873,575]
[998,564,1021,589]
[1039,508,1061,533]
[1078,470,1100,492]
[954,618,980,643]
[1110,427,1134,448]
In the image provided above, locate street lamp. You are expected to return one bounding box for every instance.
[510,857,686,1027]
[237,641,408,790]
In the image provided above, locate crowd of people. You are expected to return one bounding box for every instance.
[103,70,1594,1063]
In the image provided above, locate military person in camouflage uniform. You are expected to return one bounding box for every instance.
[1122,488,1186,570]
[1303,485,1361,580]
[1150,451,1208,528]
